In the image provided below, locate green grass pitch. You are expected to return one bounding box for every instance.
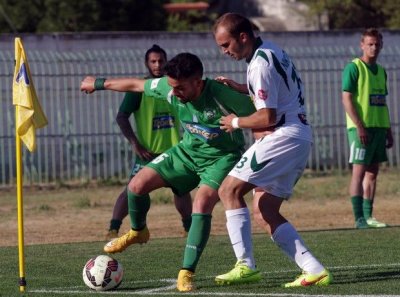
[1,227,399,296]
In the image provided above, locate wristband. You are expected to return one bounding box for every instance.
[94,78,106,90]
[231,117,240,129]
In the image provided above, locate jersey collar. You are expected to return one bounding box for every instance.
[246,37,263,63]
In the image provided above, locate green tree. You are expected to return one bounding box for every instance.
[0,0,167,33]
[302,0,400,29]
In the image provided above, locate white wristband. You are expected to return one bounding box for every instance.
[231,117,240,129]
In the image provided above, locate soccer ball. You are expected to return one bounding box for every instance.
[82,255,123,291]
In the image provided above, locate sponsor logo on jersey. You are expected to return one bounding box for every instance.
[150,78,161,89]
[369,94,386,106]
[183,122,221,141]
[257,89,268,101]
[152,115,175,130]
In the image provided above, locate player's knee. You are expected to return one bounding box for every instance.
[127,178,147,195]
[218,182,233,200]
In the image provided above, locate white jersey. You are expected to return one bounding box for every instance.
[247,38,312,142]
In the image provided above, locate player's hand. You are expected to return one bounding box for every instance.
[220,113,237,132]
[215,76,232,85]
[215,76,248,94]
[386,129,394,149]
[80,76,96,94]
[133,143,155,161]
[357,125,368,145]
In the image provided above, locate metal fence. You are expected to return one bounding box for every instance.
[1,33,399,186]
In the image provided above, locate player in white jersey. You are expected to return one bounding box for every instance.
[213,12,332,288]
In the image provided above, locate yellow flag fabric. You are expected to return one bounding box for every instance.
[13,37,48,152]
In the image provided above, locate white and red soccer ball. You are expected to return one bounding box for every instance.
[82,255,123,291]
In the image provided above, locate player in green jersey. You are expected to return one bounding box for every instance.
[342,28,393,229]
[80,52,256,292]
[105,45,192,241]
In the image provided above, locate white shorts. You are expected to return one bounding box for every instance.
[229,134,311,199]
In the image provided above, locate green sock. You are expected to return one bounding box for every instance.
[363,199,373,219]
[182,216,192,232]
[182,213,211,272]
[351,196,364,220]
[127,190,150,230]
[109,219,122,231]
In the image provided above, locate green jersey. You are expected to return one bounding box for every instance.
[144,77,256,157]
[118,91,180,154]
[342,58,390,129]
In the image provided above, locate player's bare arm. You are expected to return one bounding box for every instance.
[116,112,155,161]
[80,76,146,93]
[220,108,276,132]
[342,91,368,145]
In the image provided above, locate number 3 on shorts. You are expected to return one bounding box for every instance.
[236,156,248,169]
[151,153,169,164]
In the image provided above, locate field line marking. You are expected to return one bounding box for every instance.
[29,289,400,297]
[29,262,400,296]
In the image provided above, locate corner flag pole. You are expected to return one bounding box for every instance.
[13,37,48,292]
[15,115,26,292]
[14,37,27,293]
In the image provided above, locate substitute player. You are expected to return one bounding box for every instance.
[80,52,257,292]
[213,13,332,287]
[105,44,192,240]
[342,28,393,229]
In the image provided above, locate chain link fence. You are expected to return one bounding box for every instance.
[1,32,399,186]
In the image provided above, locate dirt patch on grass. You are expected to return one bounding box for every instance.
[1,185,399,247]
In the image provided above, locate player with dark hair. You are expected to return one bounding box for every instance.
[342,28,393,229]
[213,12,332,287]
[105,45,192,241]
[81,52,257,292]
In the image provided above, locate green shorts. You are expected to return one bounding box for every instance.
[145,143,241,196]
[129,157,148,177]
[347,128,388,165]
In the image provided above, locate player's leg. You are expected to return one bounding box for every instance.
[349,164,369,228]
[348,128,371,228]
[177,185,219,292]
[104,166,168,253]
[254,136,331,288]
[363,163,386,227]
[215,175,261,285]
[253,190,331,287]
[106,159,144,240]
[173,192,192,234]
[105,188,128,240]
[362,129,388,227]
[177,151,242,292]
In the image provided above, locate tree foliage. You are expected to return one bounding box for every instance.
[302,0,400,29]
[0,0,167,33]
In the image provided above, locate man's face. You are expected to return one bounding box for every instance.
[214,26,246,60]
[167,76,202,104]
[146,52,167,78]
[361,36,382,61]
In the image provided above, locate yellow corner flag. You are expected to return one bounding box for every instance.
[13,37,48,293]
[13,37,48,152]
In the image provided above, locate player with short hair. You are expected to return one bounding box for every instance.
[342,28,393,229]
[80,52,256,292]
[105,44,192,241]
[213,12,332,288]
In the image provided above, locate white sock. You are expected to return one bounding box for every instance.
[271,222,324,274]
[226,208,256,270]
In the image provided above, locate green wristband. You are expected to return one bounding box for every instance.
[94,78,106,90]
